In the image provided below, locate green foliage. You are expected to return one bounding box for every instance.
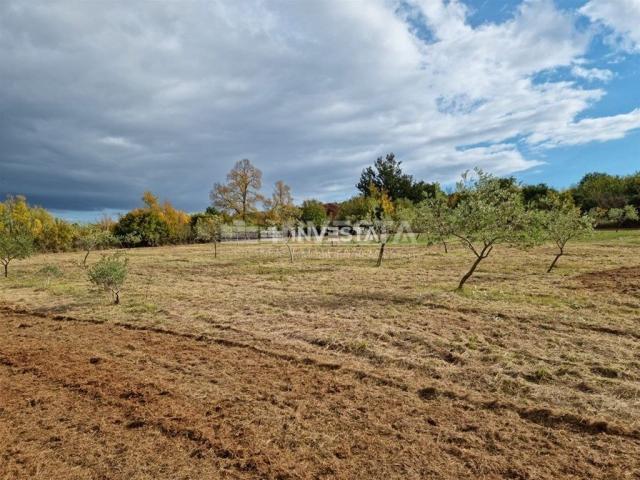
[300,200,327,227]
[535,196,594,272]
[606,205,638,230]
[114,192,191,247]
[114,209,170,247]
[363,185,414,266]
[415,191,453,245]
[76,226,116,265]
[0,195,75,253]
[357,153,440,203]
[194,215,223,243]
[337,195,370,222]
[571,172,640,211]
[419,170,537,289]
[87,252,128,304]
[0,197,36,277]
[522,183,559,209]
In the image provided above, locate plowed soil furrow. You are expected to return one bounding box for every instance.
[1,313,639,480]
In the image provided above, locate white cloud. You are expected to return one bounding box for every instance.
[0,0,639,210]
[528,108,640,147]
[580,0,640,52]
[571,65,614,82]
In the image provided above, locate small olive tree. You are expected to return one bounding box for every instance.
[539,198,594,273]
[364,185,412,267]
[76,226,115,267]
[194,215,223,258]
[88,252,128,304]
[0,198,35,278]
[423,170,536,290]
[415,191,452,253]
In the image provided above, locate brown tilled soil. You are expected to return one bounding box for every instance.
[1,310,639,480]
[576,266,640,295]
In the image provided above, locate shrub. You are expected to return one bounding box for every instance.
[114,210,169,247]
[300,200,327,227]
[87,252,128,304]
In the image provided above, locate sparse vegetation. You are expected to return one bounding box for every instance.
[87,252,129,304]
[38,264,63,288]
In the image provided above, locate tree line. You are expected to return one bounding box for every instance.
[1,154,638,285]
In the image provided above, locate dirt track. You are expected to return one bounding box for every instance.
[1,310,639,480]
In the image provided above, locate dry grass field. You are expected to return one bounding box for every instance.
[1,232,640,479]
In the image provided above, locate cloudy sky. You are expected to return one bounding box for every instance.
[1,0,639,220]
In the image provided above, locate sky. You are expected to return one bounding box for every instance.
[1,0,639,221]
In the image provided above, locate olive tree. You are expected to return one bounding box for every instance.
[415,191,452,253]
[364,185,412,267]
[194,215,223,258]
[423,170,536,290]
[539,199,594,273]
[0,197,35,278]
[87,252,128,304]
[76,226,115,267]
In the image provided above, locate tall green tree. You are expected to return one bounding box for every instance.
[571,173,627,211]
[357,153,439,203]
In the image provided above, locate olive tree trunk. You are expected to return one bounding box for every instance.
[457,244,493,290]
[83,249,91,267]
[547,246,564,273]
[376,242,386,267]
[286,242,293,263]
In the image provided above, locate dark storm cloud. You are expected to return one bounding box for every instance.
[1,1,639,216]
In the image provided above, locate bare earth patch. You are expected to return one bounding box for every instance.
[576,266,640,295]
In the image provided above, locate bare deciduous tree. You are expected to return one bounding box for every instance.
[210,159,263,222]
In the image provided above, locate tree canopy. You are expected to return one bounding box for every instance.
[357,153,440,203]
